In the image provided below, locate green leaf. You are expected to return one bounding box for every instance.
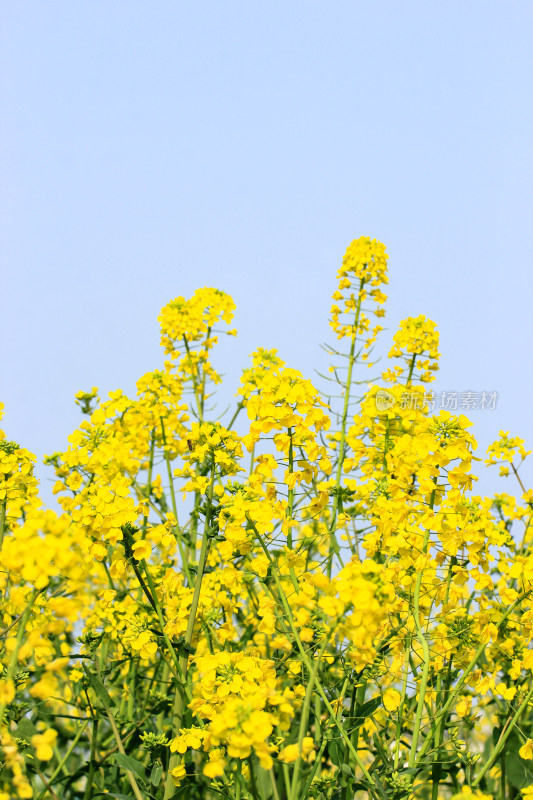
[330,785,373,800]
[95,794,135,800]
[110,753,146,782]
[328,739,340,766]
[350,696,382,728]
[256,764,274,798]
[167,779,204,800]
[16,718,37,739]
[150,762,163,787]
[505,751,533,789]
[83,664,113,709]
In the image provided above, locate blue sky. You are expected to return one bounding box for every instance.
[1,0,532,503]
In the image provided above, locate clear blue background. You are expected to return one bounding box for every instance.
[1,1,532,503]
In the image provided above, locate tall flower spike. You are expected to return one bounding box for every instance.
[384,315,440,384]
[329,236,389,342]
[158,287,237,418]
[158,287,236,355]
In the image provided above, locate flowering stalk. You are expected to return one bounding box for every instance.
[142,429,155,533]
[163,458,216,799]
[160,419,189,576]
[407,528,432,768]
[329,285,364,548]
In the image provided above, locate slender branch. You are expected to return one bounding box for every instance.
[163,457,216,800]
[94,663,144,800]
[328,283,364,571]
[249,520,377,793]
[472,684,533,787]
[0,499,6,552]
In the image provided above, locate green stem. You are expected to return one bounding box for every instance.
[199,327,211,420]
[511,461,527,495]
[182,335,203,421]
[130,559,157,612]
[234,760,242,800]
[472,685,533,787]
[394,635,411,770]
[127,661,137,719]
[34,767,61,800]
[406,353,417,386]
[290,635,332,800]
[248,757,261,800]
[163,460,216,800]
[142,429,155,533]
[95,663,144,800]
[415,590,531,766]
[249,443,256,477]
[269,768,281,800]
[0,591,37,723]
[34,721,90,800]
[351,678,367,757]
[430,559,456,799]
[0,499,6,551]
[140,561,188,686]
[160,419,180,529]
[341,675,362,800]
[160,418,192,580]
[82,719,99,800]
[408,529,431,768]
[250,521,377,791]
[329,284,364,569]
[227,401,244,431]
[300,693,348,800]
[287,427,295,542]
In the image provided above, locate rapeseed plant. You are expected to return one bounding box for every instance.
[0,240,532,800]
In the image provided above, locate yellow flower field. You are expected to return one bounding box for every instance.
[1,237,532,800]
